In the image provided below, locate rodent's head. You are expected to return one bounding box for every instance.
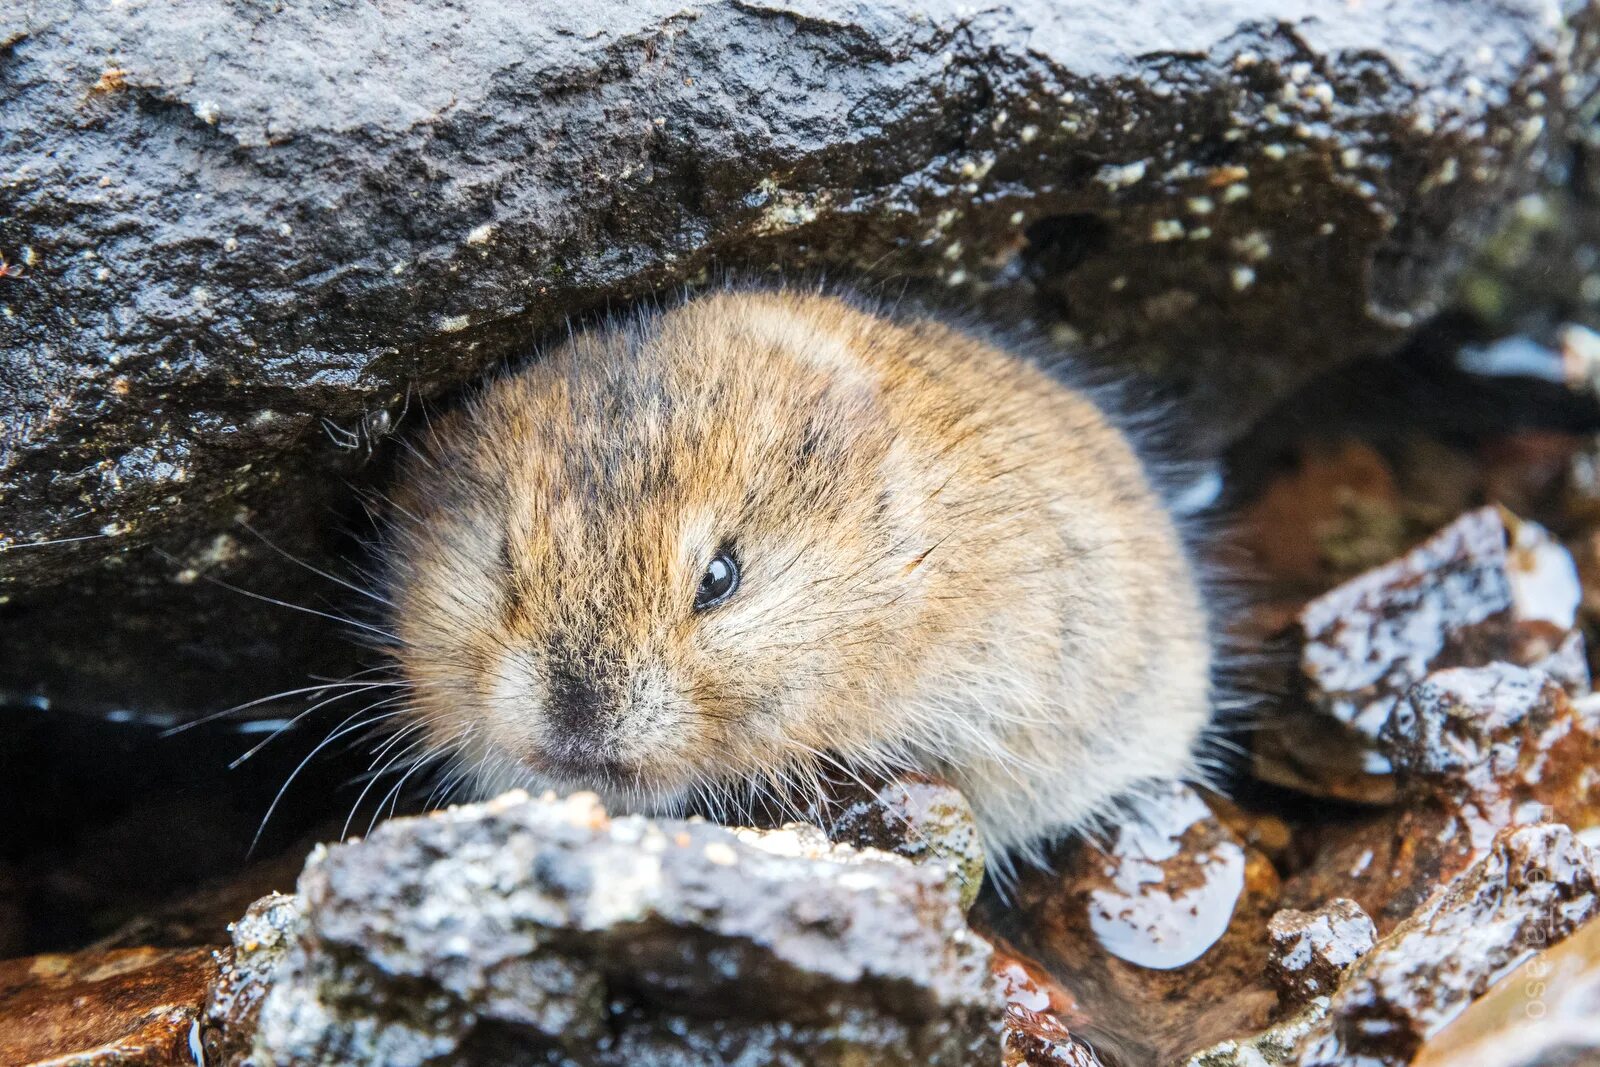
[386,292,950,810]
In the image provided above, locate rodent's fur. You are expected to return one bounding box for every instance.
[384,287,1214,861]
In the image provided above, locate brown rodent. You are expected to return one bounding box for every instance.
[384,288,1214,861]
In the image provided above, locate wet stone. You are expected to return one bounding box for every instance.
[1265,899,1377,1007]
[0,945,220,1067]
[201,892,304,1067]
[7,0,1597,722]
[1007,782,1280,1064]
[823,773,986,910]
[1301,823,1600,1066]
[1411,908,1600,1067]
[1298,506,1585,745]
[992,951,1101,1067]
[1382,664,1598,809]
[1282,664,1600,932]
[212,791,1002,1067]
[1081,784,1252,972]
[1190,824,1600,1066]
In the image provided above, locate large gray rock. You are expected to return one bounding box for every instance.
[206,791,1001,1066]
[1,0,1593,716]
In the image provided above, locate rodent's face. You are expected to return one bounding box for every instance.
[388,297,939,810]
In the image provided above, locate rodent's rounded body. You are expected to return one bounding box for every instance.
[386,289,1212,857]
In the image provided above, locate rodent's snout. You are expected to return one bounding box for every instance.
[491,643,693,794]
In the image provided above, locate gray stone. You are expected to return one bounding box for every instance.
[1,0,1593,717]
[214,791,1001,1066]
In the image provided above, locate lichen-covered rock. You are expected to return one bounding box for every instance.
[202,892,304,1067]
[3,0,1596,719]
[823,773,985,909]
[1265,899,1377,1008]
[213,791,1001,1066]
[1298,507,1585,744]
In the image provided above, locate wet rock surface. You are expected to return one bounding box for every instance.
[1280,661,1600,932]
[1303,824,1600,1066]
[992,951,1102,1067]
[824,773,986,910]
[1265,899,1377,1008]
[995,782,1282,1064]
[0,945,219,1066]
[212,791,1002,1066]
[6,5,1600,1047]
[1186,825,1600,1067]
[3,0,1596,718]
[1297,506,1586,743]
[1411,906,1600,1067]
[202,893,304,1067]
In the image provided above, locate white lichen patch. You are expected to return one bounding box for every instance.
[752,181,823,236]
[1231,231,1272,262]
[1096,160,1147,190]
[1149,218,1185,242]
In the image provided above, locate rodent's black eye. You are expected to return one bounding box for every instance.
[694,551,739,611]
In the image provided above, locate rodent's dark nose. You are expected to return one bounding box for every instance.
[546,660,606,728]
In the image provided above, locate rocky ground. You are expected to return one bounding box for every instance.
[10,383,1600,1065]
[7,1,1600,1065]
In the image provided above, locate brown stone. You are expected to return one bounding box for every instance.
[1005,782,1281,1064]
[1282,664,1600,933]
[1305,824,1600,1065]
[1265,899,1377,1007]
[1298,506,1585,746]
[0,946,220,1067]
[992,949,1100,1067]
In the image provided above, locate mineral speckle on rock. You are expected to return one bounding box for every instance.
[1265,899,1377,1008]
[217,791,1002,1066]
[202,892,305,1067]
[1298,507,1586,744]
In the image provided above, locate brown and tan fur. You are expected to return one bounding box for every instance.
[385,288,1213,860]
